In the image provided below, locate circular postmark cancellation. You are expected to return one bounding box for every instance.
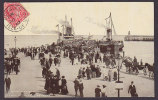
[4,3,29,32]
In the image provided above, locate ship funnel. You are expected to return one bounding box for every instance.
[107,28,112,41]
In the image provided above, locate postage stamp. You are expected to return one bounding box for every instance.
[4,3,29,32]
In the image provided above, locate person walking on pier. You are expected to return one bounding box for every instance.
[128,81,138,97]
[54,75,60,94]
[5,75,11,93]
[5,60,11,75]
[70,53,75,65]
[90,63,96,78]
[44,77,51,94]
[61,76,68,95]
[78,79,84,97]
[86,67,92,80]
[50,76,56,96]
[14,62,19,75]
[82,68,86,79]
[95,85,101,97]
[73,77,79,96]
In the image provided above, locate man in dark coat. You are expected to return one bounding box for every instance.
[5,61,11,75]
[70,54,75,65]
[86,67,92,80]
[14,60,19,75]
[90,63,96,78]
[128,81,137,97]
[73,78,79,96]
[96,66,101,77]
[54,76,60,94]
[50,76,56,96]
[5,75,11,93]
[44,77,51,94]
[95,85,101,97]
[46,60,50,70]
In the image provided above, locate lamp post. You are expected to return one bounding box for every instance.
[115,54,123,97]
[14,36,17,49]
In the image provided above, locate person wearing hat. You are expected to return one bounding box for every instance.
[101,85,107,97]
[95,85,101,97]
[61,76,68,95]
[128,81,138,97]
[50,76,56,96]
[54,75,60,94]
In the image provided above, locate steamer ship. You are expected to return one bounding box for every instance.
[99,13,124,57]
[57,13,124,57]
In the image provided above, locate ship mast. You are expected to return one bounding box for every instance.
[105,12,116,41]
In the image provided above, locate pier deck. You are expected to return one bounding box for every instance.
[5,52,154,98]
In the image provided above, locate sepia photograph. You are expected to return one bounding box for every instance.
[4,2,154,98]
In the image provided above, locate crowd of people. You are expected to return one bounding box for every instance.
[32,42,135,97]
[4,48,21,93]
[17,42,121,97]
[4,49,21,75]
[4,40,152,97]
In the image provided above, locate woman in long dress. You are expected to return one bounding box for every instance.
[61,76,68,95]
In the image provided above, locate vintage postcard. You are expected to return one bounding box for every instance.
[4,2,154,98]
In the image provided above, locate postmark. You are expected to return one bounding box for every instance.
[4,3,29,32]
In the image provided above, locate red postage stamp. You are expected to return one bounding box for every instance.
[4,2,29,32]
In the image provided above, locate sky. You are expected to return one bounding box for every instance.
[4,2,154,36]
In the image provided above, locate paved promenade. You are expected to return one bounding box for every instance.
[5,52,154,98]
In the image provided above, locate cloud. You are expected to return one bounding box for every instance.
[85,17,105,28]
[30,26,60,34]
[54,16,71,27]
